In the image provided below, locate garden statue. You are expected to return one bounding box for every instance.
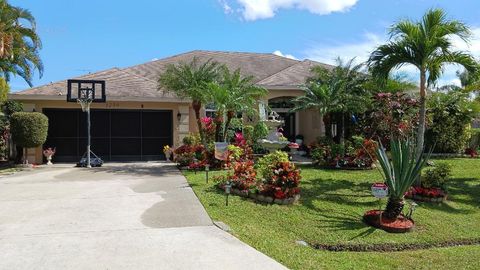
[258,110,289,152]
[43,147,56,165]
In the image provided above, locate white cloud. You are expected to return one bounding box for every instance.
[304,27,480,87]
[273,50,297,60]
[223,0,358,21]
[219,0,233,14]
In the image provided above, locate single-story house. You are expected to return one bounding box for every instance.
[10,50,331,163]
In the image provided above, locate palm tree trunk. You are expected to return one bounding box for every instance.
[384,197,405,220]
[214,114,223,142]
[223,111,235,142]
[192,100,204,145]
[323,113,331,138]
[340,112,345,149]
[415,71,427,186]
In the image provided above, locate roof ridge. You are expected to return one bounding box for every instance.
[256,60,306,85]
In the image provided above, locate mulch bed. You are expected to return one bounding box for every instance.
[224,187,300,205]
[311,238,480,252]
[363,210,414,233]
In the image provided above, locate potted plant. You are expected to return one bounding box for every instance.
[163,145,173,161]
[364,139,430,233]
[43,147,56,165]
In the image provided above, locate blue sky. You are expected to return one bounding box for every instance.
[9,0,480,91]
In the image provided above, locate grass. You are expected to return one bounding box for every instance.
[184,158,480,270]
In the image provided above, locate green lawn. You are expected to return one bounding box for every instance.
[184,158,480,270]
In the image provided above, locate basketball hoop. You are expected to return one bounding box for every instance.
[66,79,106,168]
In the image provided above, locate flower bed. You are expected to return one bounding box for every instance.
[215,151,302,205]
[363,210,415,233]
[219,185,301,205]
[405,187,448,202]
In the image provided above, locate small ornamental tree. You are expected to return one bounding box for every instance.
[10,112,48,164]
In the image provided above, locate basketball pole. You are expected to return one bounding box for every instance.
[86,106,91,168]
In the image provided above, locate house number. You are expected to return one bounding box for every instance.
[106,102,120,108]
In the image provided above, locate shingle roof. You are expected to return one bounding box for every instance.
[257,59,333,87]
[12,50,328,101]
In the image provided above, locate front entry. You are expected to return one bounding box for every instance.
[276,112,296,141]
[43,109,173,162]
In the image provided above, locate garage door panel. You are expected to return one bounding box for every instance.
[79,111,110,137]
[79,138,110,158]
[142,111,172,137]
[110,138,141,156]
[142,138,170,155]
[111,111,141,137]
[44,110,78,137]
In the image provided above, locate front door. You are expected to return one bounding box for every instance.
[277,112,296,142]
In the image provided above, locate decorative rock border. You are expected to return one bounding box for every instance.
[363,210,414,233]
[406,193,448,203]
[230,188,300,205]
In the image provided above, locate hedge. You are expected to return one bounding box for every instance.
[10,112,49,148]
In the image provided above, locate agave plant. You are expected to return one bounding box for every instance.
[376,139,430,219]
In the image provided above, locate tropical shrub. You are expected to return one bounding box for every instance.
[422,162,452,190]
[182,133,201,146]
[376,139,430,219]
[359,92,418,145]
[256,151,289,180]
[259,161,301,199]
[426,92,478,153]
[174,144,204,167]
[10,112,48,148]
[228,160,257,191]
[310,136,377,168]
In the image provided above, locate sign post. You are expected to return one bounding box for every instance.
[371,183,388,224]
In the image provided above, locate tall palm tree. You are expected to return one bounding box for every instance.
[207,67,267,141]
[158,57,221,143]
[293,58,369,144]
[0,1,43,86]
[368,8,478,160]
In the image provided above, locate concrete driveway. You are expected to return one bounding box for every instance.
[0,162,286,270]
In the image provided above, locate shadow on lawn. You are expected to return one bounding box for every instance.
[315,211,376,240]
[301,178,375,211]
[418,177,480,214]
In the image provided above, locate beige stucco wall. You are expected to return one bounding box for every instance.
[14,99,190,164]
[265,89,325,144]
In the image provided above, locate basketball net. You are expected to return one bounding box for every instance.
[77,98,92,112]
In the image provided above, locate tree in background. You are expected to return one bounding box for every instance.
[426,92,479,153]
[10,112,48,164]
[158,57,221,143]
[368,8,478,161]
[293,58,369,146]
[206,67,267,142]
[0,0,43,86]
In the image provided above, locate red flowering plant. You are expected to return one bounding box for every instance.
[214,160,257,192]
[232,132,253,161]
[358,92,419,146]
[201,117,215,144]
[259,161,301,199]
[465,147,478,158]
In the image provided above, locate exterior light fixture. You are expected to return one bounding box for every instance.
[205,164,210,183]
[177,112,182,122]
[225,181,232,206]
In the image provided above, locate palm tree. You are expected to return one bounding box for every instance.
[0,1,43,86]
[158,57,221,143]
[206,67,267,141]
[293,58,369,144]
[368,8,478,160]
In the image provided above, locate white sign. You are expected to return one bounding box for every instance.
[371,183,388,198]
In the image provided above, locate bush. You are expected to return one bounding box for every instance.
[422,162,452,190]
[311,148,327,166]
[182,133,201,146]
[1,100,23,117]
[259,161,301,199]
[426,92,479,153]
[10,112,48,148]
[257,151,289,180]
